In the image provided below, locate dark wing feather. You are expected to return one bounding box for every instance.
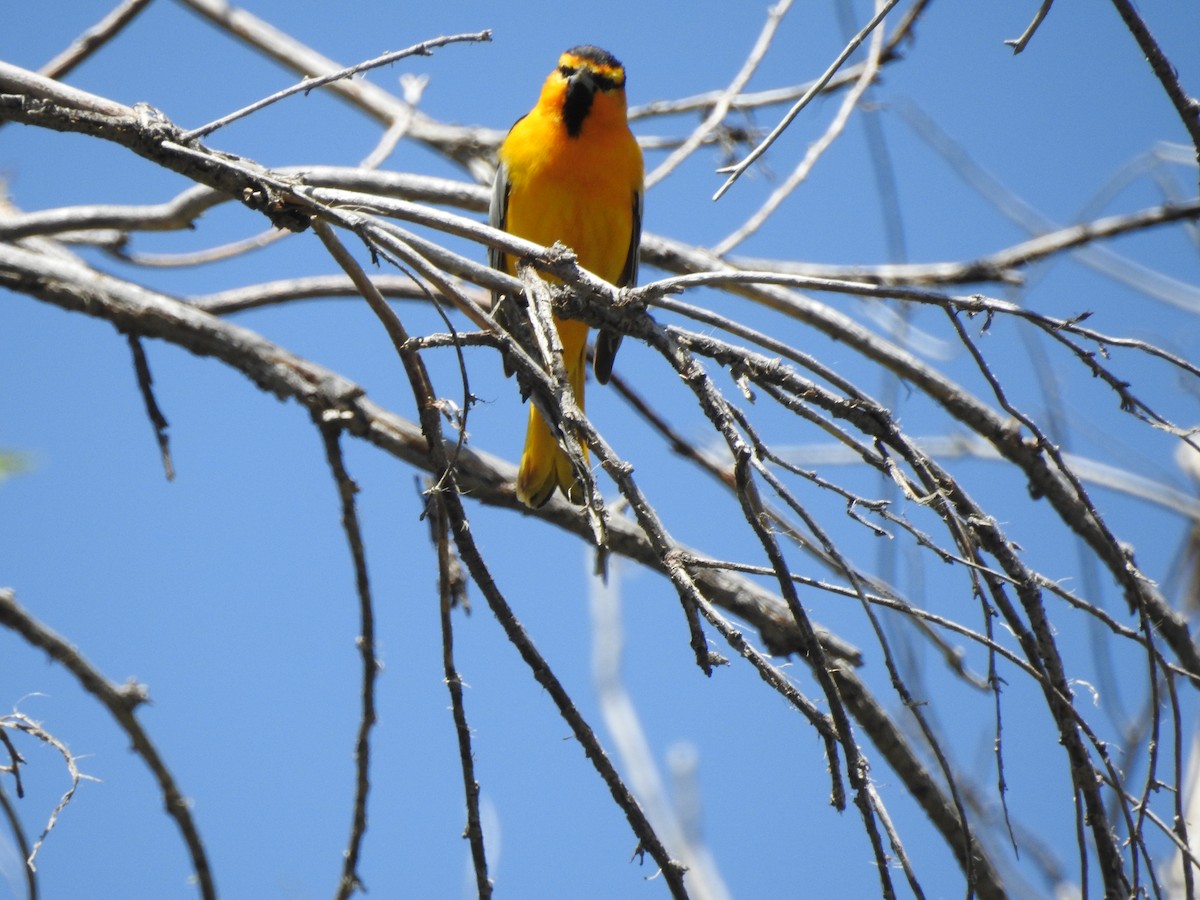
[489,157,518,377]
[488,158,511,300]
[593,187,642,384]
[618,186,643,288]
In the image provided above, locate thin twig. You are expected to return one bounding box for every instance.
[39,0,157,80]
[429,487,491,899]
[895,98,1200,311]
[1107,0,1200,173]
[591,567,732,900]
[126,334,174,481]
[360,74,427,170]
[713,0,890,254]
[181,31,492,141]
[0,736,37,900]
[629,0,929,123]
[1,713,89,880]
[192,274,431,315]
[1004,0,1054,54]
[645,0,793,188]
[0,589,214,900]
[726,196,1200,288]
[174,0,501,174]
[117,227,289,268]
[713,0,902,199]
[314,419,379,900]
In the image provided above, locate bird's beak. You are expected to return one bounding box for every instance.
[566,68,597,103]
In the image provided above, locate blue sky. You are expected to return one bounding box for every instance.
[3,1,1200,898]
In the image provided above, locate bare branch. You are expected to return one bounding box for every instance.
[428,487,491,899]
[713,0,890,254]
[0,59,132,118]
[314,417,380,900]
[0,589,214,900]
[1107,0,1200,176]
[645,0,793,188]
[180,31,492,142]
[126,334,175,481]
[38,0,156,80]
[175,0,503,175]
[896,98,1200,311]
[727,196,1200,287]
[713,0,902,199]
[0,776,36,900]
[1,711,88,878]
[1004,0,1054,55]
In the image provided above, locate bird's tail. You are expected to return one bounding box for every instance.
[516,337,588,508]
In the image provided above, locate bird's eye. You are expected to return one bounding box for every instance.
[558,65,577,78]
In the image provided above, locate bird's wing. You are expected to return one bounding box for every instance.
[593,187,642,384]
[488,158,511,289]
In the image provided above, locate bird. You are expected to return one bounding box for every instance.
[489,45,644,508]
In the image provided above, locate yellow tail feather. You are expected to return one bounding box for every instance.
[516,404,583,507]
[516,326,588,507]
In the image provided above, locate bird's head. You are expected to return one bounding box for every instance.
[544,45,628,137]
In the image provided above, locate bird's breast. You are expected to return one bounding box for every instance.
[500,111,640,284]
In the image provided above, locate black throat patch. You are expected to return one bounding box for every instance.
[562,73,595,138]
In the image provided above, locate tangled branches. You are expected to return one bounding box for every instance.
[2,1,1200,897]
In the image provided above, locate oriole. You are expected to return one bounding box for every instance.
[489,45,644,508]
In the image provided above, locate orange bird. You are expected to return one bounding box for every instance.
[489,46,644,508]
